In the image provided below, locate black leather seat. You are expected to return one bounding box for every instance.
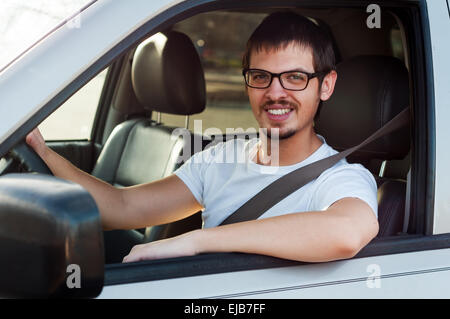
[315,55,410,237]
[94,31,207,262]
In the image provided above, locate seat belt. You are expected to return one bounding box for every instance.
[220,107,410,226]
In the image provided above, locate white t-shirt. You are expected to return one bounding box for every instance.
[174,135,378,228]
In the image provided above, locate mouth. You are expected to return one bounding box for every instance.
[264,106,294,121]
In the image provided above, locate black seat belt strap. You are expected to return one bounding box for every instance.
[219,107,410,226]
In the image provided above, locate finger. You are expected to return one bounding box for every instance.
[26,128,47,157]
[26,128,40,147]
[25,130,35,146]
[122,244,147,263]
[122,254,135,263]
[33,128,44,142]
[123,251,148,263]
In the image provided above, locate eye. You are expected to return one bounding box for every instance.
[252,73,268,80]
[285,72,307,82]
[250,71,269,83]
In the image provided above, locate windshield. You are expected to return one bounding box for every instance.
[0,0,95,70]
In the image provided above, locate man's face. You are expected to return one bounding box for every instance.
[246,43,324,140]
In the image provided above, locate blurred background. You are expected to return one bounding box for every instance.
[0,0,91,70]
[0,0,103,140]
[0,2,260,140]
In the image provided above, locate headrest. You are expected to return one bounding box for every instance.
[131,31,206,115]
[315,55,410,160]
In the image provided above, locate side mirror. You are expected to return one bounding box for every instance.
[0,173,104,298]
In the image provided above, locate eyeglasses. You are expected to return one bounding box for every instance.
[243,68,327,91]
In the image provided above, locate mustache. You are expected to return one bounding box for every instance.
[262,99,298,109]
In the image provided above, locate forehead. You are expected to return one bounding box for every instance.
[249,42,314,72]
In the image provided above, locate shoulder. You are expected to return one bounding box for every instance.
[313,136,378,197]
[320,143,376,185]
[321,161,377,186]
[309,139,378,213]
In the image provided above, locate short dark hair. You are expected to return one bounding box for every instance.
[242,11,336,81]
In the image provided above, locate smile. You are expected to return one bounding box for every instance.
[264,107,294,121]
[267,108,292,115]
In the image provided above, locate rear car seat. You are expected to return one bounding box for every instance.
[92,31,207,262]
[315,55,410,237]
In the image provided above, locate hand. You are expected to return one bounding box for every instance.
[25,128,47,158]
[122,230,201,263]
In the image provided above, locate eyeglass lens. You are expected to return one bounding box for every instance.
[245,70,309,90]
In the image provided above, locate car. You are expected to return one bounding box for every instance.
[0,0,449,300]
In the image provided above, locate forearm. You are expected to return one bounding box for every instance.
[38,146,202,230]
[122,195,378,264]
[27,130,199,231]
[195,208,376,262]
[38,146,126,230]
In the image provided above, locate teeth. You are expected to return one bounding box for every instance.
[267,108,291,115]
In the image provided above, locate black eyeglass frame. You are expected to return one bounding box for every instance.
[242,68,329,91]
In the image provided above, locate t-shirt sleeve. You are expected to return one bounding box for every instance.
[173,154,207,206]
[309,164,379,218]
[173,142,221,206]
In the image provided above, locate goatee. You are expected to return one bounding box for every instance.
[261,127,297,140]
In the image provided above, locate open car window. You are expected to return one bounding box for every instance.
[99,5,416,269]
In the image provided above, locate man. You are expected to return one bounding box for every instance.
[26,12,379,263]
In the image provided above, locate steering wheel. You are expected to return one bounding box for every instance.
[7,141,52,175]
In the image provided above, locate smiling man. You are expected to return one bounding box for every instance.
[26,12,379,263]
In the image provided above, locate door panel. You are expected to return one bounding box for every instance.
[98,248,450,298]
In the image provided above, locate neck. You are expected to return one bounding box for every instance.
[257,126,323,166]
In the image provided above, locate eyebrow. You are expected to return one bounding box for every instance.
[287,68,313,73]
[250,67,314,74]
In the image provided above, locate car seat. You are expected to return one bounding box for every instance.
[315,55,410,237]
[92,31,207,262]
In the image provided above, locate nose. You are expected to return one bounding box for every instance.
[265,75,288,100]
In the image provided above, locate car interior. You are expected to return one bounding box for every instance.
[1,7,413,264]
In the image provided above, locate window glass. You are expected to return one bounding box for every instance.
[39,69,108,140]
[390,27,405,61]
[156,12,264,134]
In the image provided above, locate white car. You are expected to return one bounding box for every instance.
[0,0,449,300]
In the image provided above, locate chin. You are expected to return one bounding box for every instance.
[262,127,298,140]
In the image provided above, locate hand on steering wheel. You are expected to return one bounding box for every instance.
[7,128,52,175]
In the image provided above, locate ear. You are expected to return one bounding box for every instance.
[319,70,337,101]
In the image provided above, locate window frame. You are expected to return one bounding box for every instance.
[102,0,440,285]
[104,234,450,286]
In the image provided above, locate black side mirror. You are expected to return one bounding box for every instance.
[0,173,104,298]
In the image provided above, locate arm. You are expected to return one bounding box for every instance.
[26,128,202,230]
[123,197,379,263]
